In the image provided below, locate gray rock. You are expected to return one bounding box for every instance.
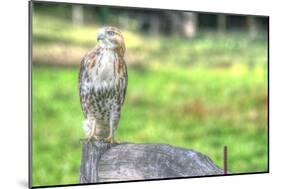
[79,140,223,183]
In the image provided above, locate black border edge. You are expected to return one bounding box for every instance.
[28,0,33,188]
[29,0,270,188]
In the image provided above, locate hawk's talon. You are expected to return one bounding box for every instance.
[87,134,101,143]
[103,136,118,144]
[114,139,121,144]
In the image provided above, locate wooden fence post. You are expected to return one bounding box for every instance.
[79,140,223,183]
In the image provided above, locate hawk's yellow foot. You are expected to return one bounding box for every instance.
[103,136,119,144]
[87,134,99,142]
[87,124,100,142]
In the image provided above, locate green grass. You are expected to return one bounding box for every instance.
[32,13,268,187]
[32,64,268,186]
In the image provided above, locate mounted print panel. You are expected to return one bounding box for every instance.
[29,0,269,188]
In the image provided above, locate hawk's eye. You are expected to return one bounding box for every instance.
[107,31,114,36]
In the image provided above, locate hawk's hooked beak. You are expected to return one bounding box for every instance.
[97,33,106,41]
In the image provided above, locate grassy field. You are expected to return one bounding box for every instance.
[32,13,268,187]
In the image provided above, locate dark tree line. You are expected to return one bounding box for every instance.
[34,2,268,38]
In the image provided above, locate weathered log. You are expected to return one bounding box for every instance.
[79,140,223,183]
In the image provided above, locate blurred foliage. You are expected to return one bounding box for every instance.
[32,9,268,187]
[33,2,139,29]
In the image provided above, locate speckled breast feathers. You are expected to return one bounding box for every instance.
[78,26,128,141]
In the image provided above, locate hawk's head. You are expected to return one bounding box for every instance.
[97,26,125,54]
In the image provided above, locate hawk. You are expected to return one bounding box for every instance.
[79,26,128,143]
